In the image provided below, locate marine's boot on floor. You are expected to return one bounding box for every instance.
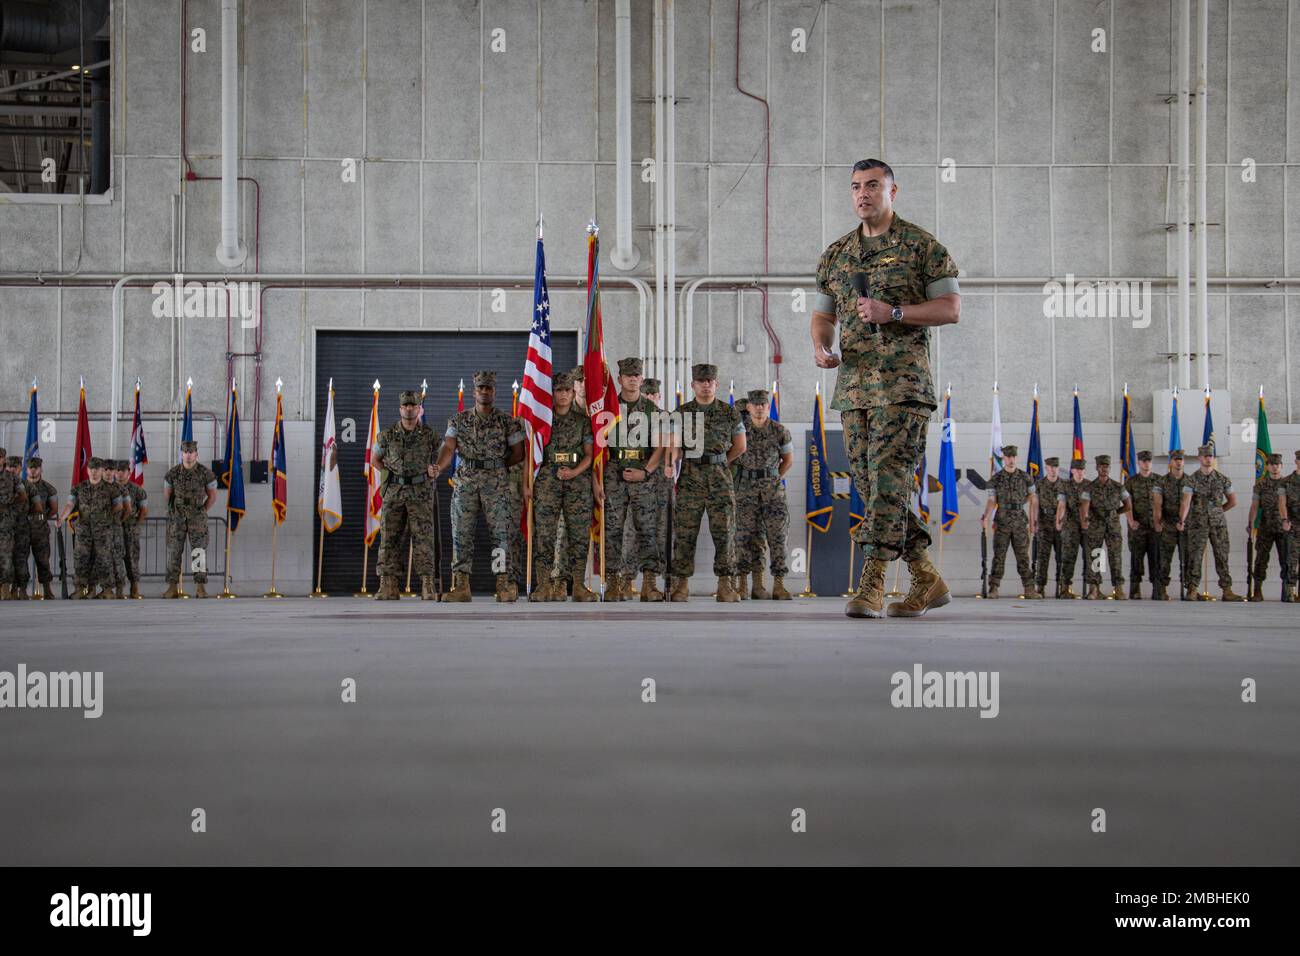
[887,553,952,618]
[571,580,598,602]
[1220,586,1245,602]
[443,573,472,602]
[845,558,888,619]
[716,576,740,603]
[750,571,770,600]
[771,576,792,600]
[669,577,689,602]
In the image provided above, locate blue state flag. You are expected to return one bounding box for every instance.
[939,392,958,531]
[180,384,194,462]
[1120,389,1136,476]
[805,389,832,533]
[222,384,246,532]
[1201,389,1215,455]
[1168,388,1183,455]
[1026,394,1043,478]
[22,383,39,479]
[848,480,865,533]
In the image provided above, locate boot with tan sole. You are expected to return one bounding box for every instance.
[551,579,570,602]
[887,552,952,618]
[640,575,664,602]
[92,587,111,599]
[374,576,397,601]
[1130,581,1142,600]
[0,584,9,600]
[13,586,29,600]
[1248,581,1263,602]
[1109,585,1126,600]
[162,581,180,599]
[420,576,438,601]
[194,582,208,599]
[1021,582,1043,599]
[771,575,792,600]
[1084,583,1102,600]
[669,577,689,602]
[1221,586,1245,602]
[128,582,140,600]
[986,583,1000,599]
[750,570,770,600]
[443,572,471,602]
[495,574,518,603]
[733,573,746,600]
[529,580,550,602]
[716,575,740,602]
[571,580,598,602]
[845,557,887,619]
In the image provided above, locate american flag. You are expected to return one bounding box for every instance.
[517,233,554,472]
[130,380,149,486]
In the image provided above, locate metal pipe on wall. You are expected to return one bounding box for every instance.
[664,0,677,405]
[1177,0,1191,389]
[651,0,666,396]
[1194,0,1210,388]
[610,0,640,273]
[215,0,246,267]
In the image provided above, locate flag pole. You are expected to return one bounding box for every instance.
[216,519,237,598]
[355,539,373,598]
[938,530,945,576]
[797,523,815,597]
[310,521,328,597]
[264,520,283,598]
[524,423,534,597]
[843,530,854,597]
[887,558,904,597]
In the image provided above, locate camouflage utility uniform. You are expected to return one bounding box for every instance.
[986,468,1036,593]
[163,462,217,584]
[1125,469,1161,594]
[670,398,744,580]
[447,406,523,577]
[1033,472,1063,592]
[734,417,792,578]
[533,406,594,584]
[69,480,121,592]
[1182,469,1233,592]
[374,419,440,580]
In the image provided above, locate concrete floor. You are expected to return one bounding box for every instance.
[1,594,1296,866]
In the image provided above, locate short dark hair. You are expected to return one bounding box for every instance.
[852,158,894,181]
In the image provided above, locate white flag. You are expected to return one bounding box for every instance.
[318,378,343,532]
[989,385,1003,476]
[363,383,383,545]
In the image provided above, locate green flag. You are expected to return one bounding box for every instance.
[1254,391,1272,480]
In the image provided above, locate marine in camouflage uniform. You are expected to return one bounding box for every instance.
[1053,459,1090,598]
[1033,457,1064,593]
[812,159,961,619]
[436,370,525,602]
[373,389,441,601]
[117,460,148,598]
[1247,453,1288,601]
[734,389,793,600]
[23,457,58,599]
[640,378,671,592]
[668,363,744,601]
[61,457,122,598]
[100,460,127,597]
[5,456,32,597]
[1177,444,1244,601]
[980,445,1040,598]
[163,441,218,597]
[603,357,666,601]
[1151,450,1189,600]
[529,372,597,602]
[1123,450,1161,599]
[1284,451,1300,599]
[0,446,21,599]
[1080,454,1130,599]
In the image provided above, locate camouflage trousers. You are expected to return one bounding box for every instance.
[842,404,931,561]
[378,484,435,577]
[0,515,13,584]
[734,476,788,575]
[450,468,515,576]
[28,517,54,584]
[1158,527,1189,588]
[1184,519,1232,590]
[122,522,142,584]
[74,521,116,589]
[1058,521,1084,588]
[670,462,735,577]
[533,471,593,579]
[604,467,663,576]
[508,467,524,581]
[989,512,1033,587]
[109,519,126,588]
[10,512,30,586]
[1084,515,1124,586]
[165,513,210,583]
[1127,523,1160,585]
[1251,527,1288,584]
[1288,529,1299,587]
[1034,525,1061,590]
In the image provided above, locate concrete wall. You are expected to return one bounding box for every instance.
[2,0,1298,594]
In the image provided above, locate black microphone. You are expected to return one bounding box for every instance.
[849,272,878,328]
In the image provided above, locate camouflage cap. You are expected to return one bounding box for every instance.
[1001,444,1018,457]
[88,456,104,468]
[1137,450,1152,461]
[116,459,129,470]
[1196,444,1214,457]
[0,447,6,458]
[1069,458,1086,470]
[399,389,421,406]
[617,357,643,376]
[641,378,660,395]
[1043,456,1060,467]
[692,363,718,381]
[1095,454,1111,466]
[1169,449,1184,460]
[181,440,199,453]
[747,389,771,405]
[570,365,584,382]
[27,456,43,467]
[1295,450,1300,460]
[553,371,574,390]
[473,370,496,388]
[1266,453,1283,465]
[5,455,20,467]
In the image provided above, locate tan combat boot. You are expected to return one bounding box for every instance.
[194,581,208,599]
[1152,583,1168,600]
[550,579,570,601]
[986,583,999,599]
[771,575,792,600]
[162,581,180,599]
[1248,581,1263,603]
[128,581,140,600]
[1109,585,1126,600]
[114,584,125,600]
[571,580,598,602]
[750,570,770,600]
[716,575,740,602]
[0,583,9,600]
[1022,582,1043,600]
[1084,583,1102,600]
[736,572,749,600]
[1221,586,1245,602]
[420,576,438,601]
[373,576,396,601]
[845,557,888,619]
[92,586,111,599]
[669,577,689,602]
[1129,581,1142,600]
[14,586,30,600]
[887,552,952,618]
[495,574,518,603]
[529,579,550,602]
[443,572,472,602]
[640,574,664,602]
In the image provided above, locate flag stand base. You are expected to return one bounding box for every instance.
[353,589,374,599]
[262,588,284,599]
[215,587,237,599]
[308,589,328,599]
[176,586,190,600]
